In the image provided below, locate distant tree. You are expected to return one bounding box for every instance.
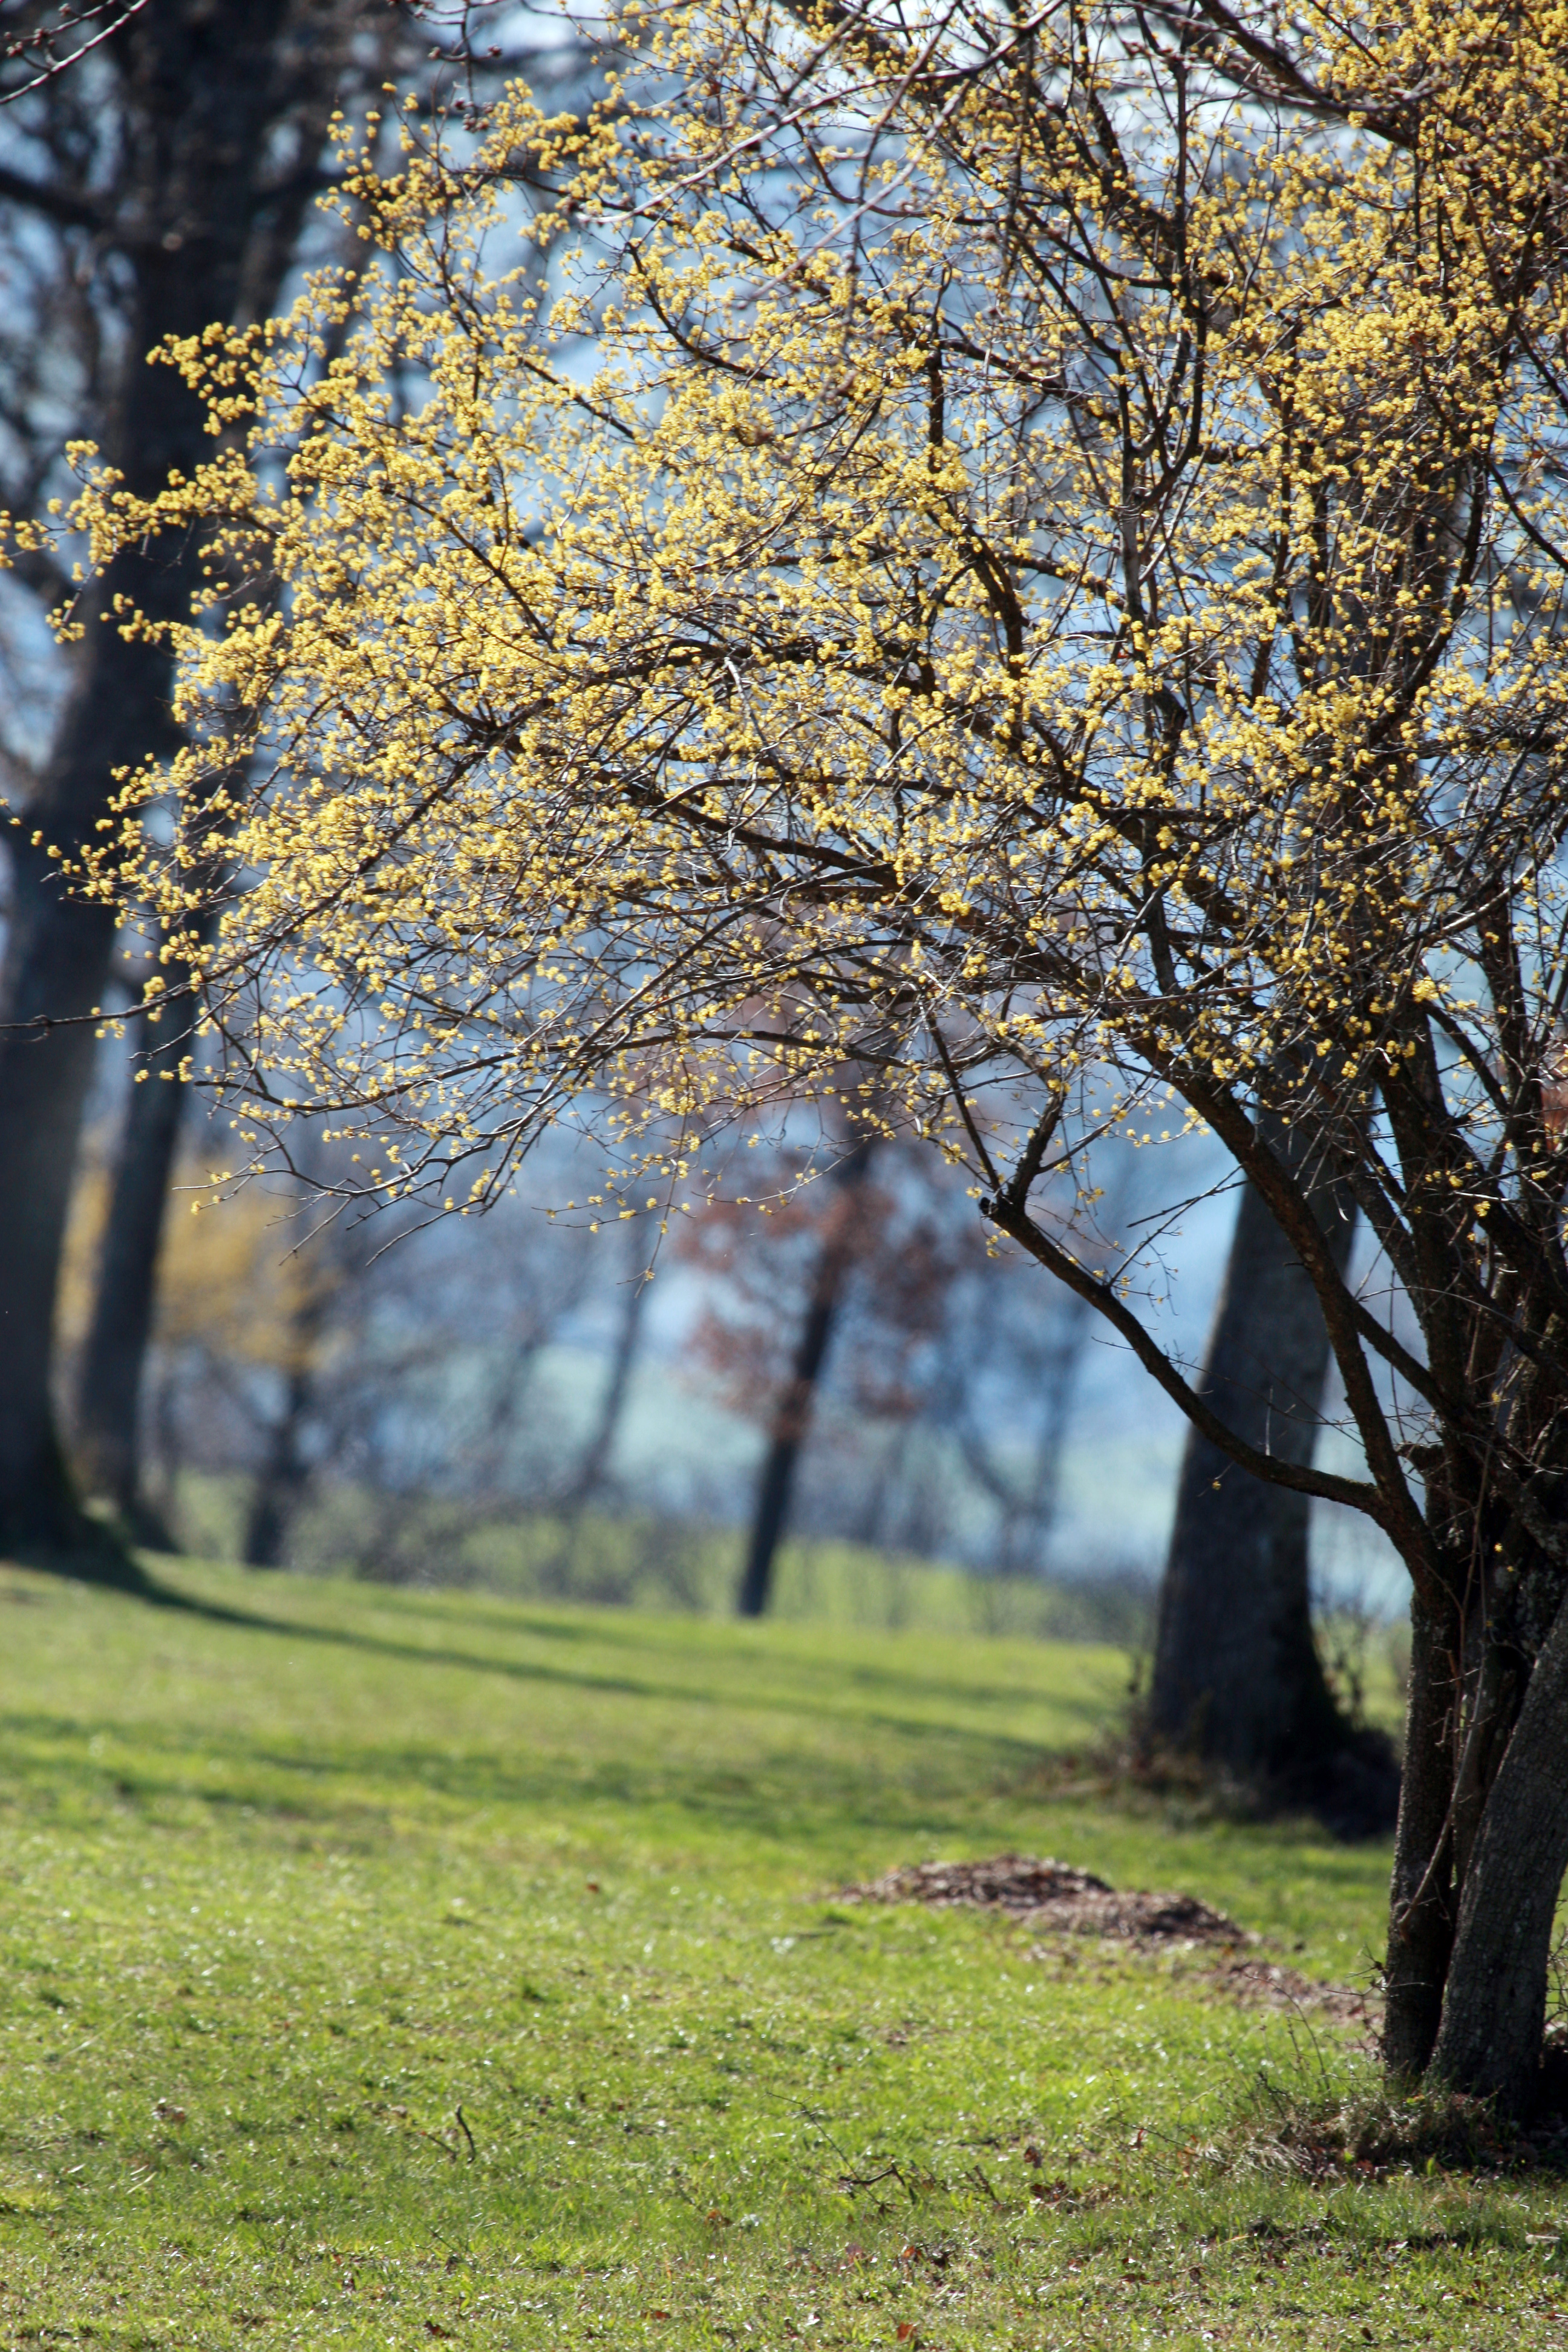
[128,1166,597,1572]
[684,1130,1094,1602]
[73,0,1568,2113]
[733,1134,878,1618]
[1148,1142,1396,1830]
[560,1217,658,1517]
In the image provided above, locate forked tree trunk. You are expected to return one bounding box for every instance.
[1148,1127,1395,1828]
[736,1140,876,1618]
[1424,1581,1568,2109]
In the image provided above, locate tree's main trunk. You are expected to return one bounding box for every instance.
[1426,1584,1568,2112]
[1148,1129,1393,1826]
[736,1141,875,1618]
[73,998,194,1530]
[1383,1587,1460,2079]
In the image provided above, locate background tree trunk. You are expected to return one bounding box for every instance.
[1147,1127,1396,1829]
[0,849,120,1552]
[736,1141,876,1618]
[73,987,194,1537]
[244,1363,316,1568]
[563,1232,654,1512]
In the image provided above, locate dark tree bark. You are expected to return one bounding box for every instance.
[1426,1582,1568,2109]
[243,1362,317,1567]
[1148,1125,1397,1829]
[0,0,355,1560]
[1383,1587,1460,2079]
[736,1140,876,1618]
[73,989,193,1534]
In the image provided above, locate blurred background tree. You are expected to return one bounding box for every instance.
[0,0,595,1560]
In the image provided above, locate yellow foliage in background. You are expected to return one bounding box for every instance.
[60,1151,332,1377]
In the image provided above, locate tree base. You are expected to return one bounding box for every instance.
[1128,1714,1400,1840]
[1235,2074,1547,2179]
[4,1506,163,1597]
[97,1491,181,1556]
[1268,1720,1401,1840]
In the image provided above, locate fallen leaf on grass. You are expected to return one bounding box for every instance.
[897,2325,919,2342]
[424,2322,454,2339]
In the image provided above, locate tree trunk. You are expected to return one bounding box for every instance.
[563,1237,653,1510]
[244,1364,315,1567]
[736,1141,876,1618]
[0,855,120,1552]
[1428,1584,1568,2111]
[73,998,194,1534]
[1148,1128,1396,1828]
[1382,1586,1460,2079]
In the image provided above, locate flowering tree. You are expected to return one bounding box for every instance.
[68,0,1568,2108]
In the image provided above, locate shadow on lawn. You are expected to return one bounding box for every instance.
[65,1560,1119,1753]
[0,1699,1059,1851]
[340,1583,1126,1723]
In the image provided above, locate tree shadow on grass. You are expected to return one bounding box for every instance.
[193,1576,1125,1733]
[40,1558,1117,1754]
[0,1701,1056,1855]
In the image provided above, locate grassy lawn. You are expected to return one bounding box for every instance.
[0,1555,1559,2348]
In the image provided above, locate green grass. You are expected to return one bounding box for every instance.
[0,1555,1557,2348]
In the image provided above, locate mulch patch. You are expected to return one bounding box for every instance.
[841,1854,1382,2020]
[840,1854,1246,1945]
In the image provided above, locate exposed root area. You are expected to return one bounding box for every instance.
[1233,2080,1568,2180]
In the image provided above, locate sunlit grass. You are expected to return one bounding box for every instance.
[0,1556,1550,2347]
